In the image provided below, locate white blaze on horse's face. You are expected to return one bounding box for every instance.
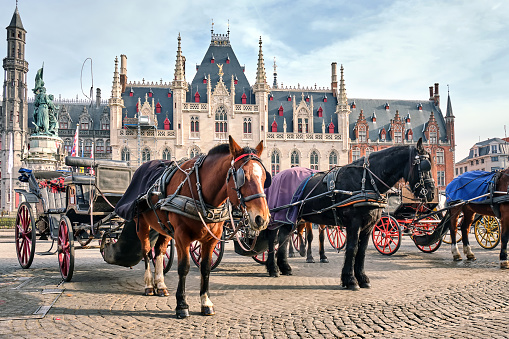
[251,162,264,189]
[244,161,270,231]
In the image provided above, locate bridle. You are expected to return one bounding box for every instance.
[226,153,271,217]
[408,149,435,202]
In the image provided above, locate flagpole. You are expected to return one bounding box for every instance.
[8,133,13,214]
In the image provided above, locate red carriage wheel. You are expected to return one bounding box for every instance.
[15,202,36,269]
[372,215,401,255]
[58,216,75,282]
[252,243,279,264]
[189,236,224,271]
[413,216,442,253]
[151,238,175,274]
[326,226,346,251]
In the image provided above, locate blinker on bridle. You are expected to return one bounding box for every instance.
[411,152,435,201]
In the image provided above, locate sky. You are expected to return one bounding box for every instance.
[1,0,508,161]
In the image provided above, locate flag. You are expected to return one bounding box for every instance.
[70,124,79,157]
[7,133,13,174]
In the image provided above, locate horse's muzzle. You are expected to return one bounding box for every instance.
[247,211,270,231]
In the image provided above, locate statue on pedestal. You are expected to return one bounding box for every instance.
[32,67,59,136]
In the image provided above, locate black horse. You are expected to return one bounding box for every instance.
[265,138,435,290]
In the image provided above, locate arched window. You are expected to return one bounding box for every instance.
[243,117,252,139]
[271,150,280,176]
[394,126,403,143]
[429,126,438,144]
[81,118,89,130]
[329,151,338,169]
[358,125,366,142]
[142,148,151,163]
[214,106,228,140]
[190,146,200,159]
[106,140,111,153]
[352,148,361,161]
[64,138,72,154]
[190,116,199,138]
[96,139,104,153]
[310,151,319,170]
[298,118,309,133]
[162,148,171,161]
[85,139,93,153]
[291,150,300,167]
[365,147,374,158]
[380,129,386,141]
[121,147,130,162]
[436,149,444,164]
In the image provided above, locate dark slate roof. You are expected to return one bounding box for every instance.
[189,44,254,104]
[121,86,173,129]
[349,99,446,142]
[268,90,338,133]
[8,7,25,31]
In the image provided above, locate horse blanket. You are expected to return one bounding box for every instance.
[115,160,172,221]
[445,170,497,203]
[265,167,318,230]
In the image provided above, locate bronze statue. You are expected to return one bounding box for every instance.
[32,67,59,136]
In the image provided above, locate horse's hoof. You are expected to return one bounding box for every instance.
[157,288,170,297]
[176,308,190,319]
[359,282,371,289]
[342,283,360,291]
[281,270,292,276]
[144,288,154,296]
[201,306,215,316]
[306,257,315,263]
[453,256,462,261]
[501,261,509,269]
[467,256,476,261]
[320,258,329,263]
[269,271,279,278]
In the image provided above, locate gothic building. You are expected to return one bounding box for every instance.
[0,7,456,211]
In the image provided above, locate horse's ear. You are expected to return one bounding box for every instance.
[417,137,425,154]
[254,140,264,156]
[228,135,242,157]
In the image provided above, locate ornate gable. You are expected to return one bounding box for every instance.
[293,93,313,133]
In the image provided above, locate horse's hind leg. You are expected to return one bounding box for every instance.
[153,235,171,297]
[306,223,315,263]
[354,226,371,289]
[288,229,296,258]
[449,210,462,261]
[298,223,306,257]
[277,227,293,275]
[199,239,218,316]
[461,211,476,261]
[175,239,191,318]
[342,221,360,290]
[318,225,329,263]
[266,229,279,277]
[499,211,509,269]
[136,218,155,296]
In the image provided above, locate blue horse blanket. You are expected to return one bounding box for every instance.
[265,167,318,230]
[445,170,497,203]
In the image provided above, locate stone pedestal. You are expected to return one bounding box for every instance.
[24,135,64,171]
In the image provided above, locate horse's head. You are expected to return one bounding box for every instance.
[408,138,436,202]
[227,136,271,231]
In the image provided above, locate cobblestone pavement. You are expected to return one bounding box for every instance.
[1,228,509,338]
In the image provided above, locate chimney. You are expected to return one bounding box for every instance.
[434,83,440,106]
[120,54,127,93]
[429,86,434,101]
[331,62,338,97]
[96,88,101,108]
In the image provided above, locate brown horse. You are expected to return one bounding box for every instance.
[447,168,509,267]
[135,136,270,318]
[288,221,329,263]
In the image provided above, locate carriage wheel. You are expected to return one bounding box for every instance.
[151,238,175,274]
[252,244,279,264]
[326,226,346,251]
[15,202,37,269]
[58,216,75,282]
[372,216,401,255]
[292,227,306,257]
[189,236,224,271]
[474,216,501,250]
[442,213,463,244]
[413,216,442,253]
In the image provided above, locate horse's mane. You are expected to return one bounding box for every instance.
[207,143,256,156]
[350,145,413,167]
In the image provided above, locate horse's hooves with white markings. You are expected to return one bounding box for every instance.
[201,306,215,316]
[157,288,170,297]
[144,288,154,296]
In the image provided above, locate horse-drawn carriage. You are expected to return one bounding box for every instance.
[14,156,174,282]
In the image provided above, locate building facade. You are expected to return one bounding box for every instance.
[0,7,456,210]
[455,138,509,176]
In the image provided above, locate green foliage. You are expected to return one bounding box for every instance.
[0,217,16,229]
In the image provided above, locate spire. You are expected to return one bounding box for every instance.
[173,33,187,90]
[111,56,122,99]
[338,64,348,106]
[256,37,267,85]
[446,85,454,118]
[273,57,278,88]
[8,6,25,31]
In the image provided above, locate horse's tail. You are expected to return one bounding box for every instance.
[101,220,159,267]
[412,210,451,246]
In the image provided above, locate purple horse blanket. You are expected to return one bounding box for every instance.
[265,167,318,229]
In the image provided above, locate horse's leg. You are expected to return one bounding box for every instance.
[354,226,372,288]
[461,210,476,261]
[136,217,155,296]
[266,229,279,277]
[449,210,462,261]
[288,227,296,258]
[175,237,191,318]
[153,235,171,297]
[306,223,315,263]
[277,226,292,275]
[499,208,509,269]
[318,225,329,263]
[199,239,217,316]
[342,220,360,290]
[298,223,306,257]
